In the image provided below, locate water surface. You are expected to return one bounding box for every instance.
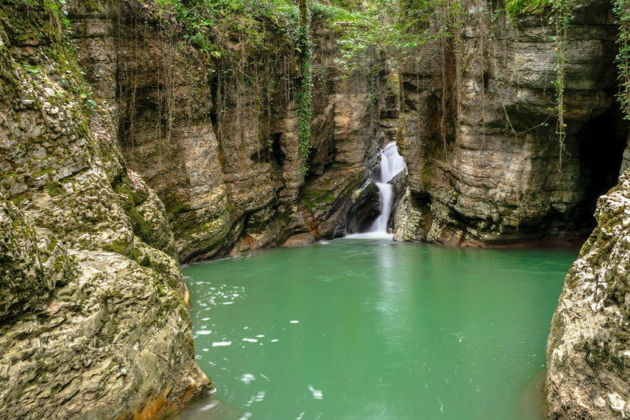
[178,239,576,420]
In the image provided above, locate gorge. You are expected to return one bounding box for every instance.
[0,0,629,419]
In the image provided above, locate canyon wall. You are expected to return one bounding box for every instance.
[546,169,630,418]
[385,5,630,415]
[0,0,389,417]
[69,1,387,262]
[0,2,208,419]
[393,0,627,247]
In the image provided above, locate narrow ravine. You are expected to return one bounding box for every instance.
[2,1,629,418]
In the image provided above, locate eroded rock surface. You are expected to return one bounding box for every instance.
[546,170,630,419]
[393,0,626,247]
[0,2,208,418]
[69,2,388,261]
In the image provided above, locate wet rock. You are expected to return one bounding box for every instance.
[68,5,387,260]
[282,233,317,248]
[344,180,380,234]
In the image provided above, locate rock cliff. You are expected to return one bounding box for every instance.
[68,1,388,262]
[0,0,390,417]
[0,2,208,418]
[393,0,627,247]
[2,0,630,418]
[546,169,630,419]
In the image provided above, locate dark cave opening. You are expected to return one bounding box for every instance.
[270,133,286,166]
[576,107,627,227]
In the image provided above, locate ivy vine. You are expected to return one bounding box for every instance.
[297,0,313,178]
[550,0,573,169]
[613,0,630,120]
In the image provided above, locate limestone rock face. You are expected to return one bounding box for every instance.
[394,0,626,246]
[546,170,630,419]
[0,200,77,321]
[0,2,208,418]
[68,4,387,261]
[1,0,390,416]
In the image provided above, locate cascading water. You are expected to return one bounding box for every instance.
[369,142,406,233]
[370,142,407,234]
[346,142,406,239]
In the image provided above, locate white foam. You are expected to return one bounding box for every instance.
[255,391,266,402]
[346,142,406,239]
[240,373,256,384]
[200,401,218,411]
[343,232,394,240]
[308,385,323,400]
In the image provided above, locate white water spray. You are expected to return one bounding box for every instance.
[369,142,406,233]
[344,142,406,240]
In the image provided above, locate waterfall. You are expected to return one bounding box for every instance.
[369,142,406,233]
[345,142,406,239]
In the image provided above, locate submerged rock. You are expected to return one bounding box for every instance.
[546,170,630,419]
[282,232,317,248]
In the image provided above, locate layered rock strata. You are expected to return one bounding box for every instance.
[69,2,388,261]
[394,0,627,246]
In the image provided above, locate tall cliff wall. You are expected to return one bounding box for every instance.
[393,0,627,247]
[0,0,390,417]
[0,1,208,418]
[69,1,387,262]
[2,0,630,418]
[546,169,630,418]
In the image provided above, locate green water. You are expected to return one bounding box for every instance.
[178,239,576,420]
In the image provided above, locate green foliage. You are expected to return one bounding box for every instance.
[321,0,440,70]
[304,0,472,78]
[10,0,72,35]
[613,0,630,120]
[147,0,300,56]
[505,0,551,19]
[297,1,313,177]
[309,1,355,20]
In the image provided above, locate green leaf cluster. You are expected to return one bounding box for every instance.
[505,0,552,18]
[613,0,630,120]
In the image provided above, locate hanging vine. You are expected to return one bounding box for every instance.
[550,0,573,170]
[297,0,313,178]
[613,0,630,120]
